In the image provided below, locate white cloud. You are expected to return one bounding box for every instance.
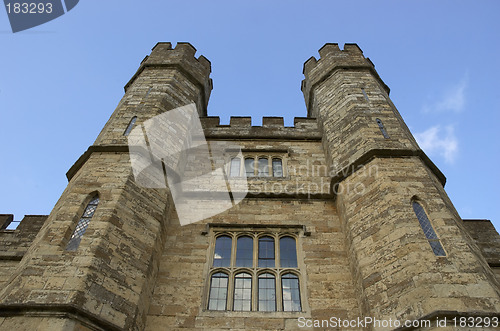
[423,75,468,113]
[414,125,458,164]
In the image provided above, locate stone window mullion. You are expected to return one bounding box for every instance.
[207,229,304,312]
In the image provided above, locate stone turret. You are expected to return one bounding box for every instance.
[1,42,499,331]
[303,43,500,325]
[0,42,212,330]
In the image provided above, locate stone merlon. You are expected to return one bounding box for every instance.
[301,43,390,114]
[124,42,213,113]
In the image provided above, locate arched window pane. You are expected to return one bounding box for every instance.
[272,158,283,177]
[213,236,232,267]
[258,157,269,177]
[233,273,252,311]
[412,202,437,239]
[123,116,137,136]
[236,236,253,267]
[412,201,446,256]
[282,273,301,312]
[376,118,390,139]
[230,157,241,177]
[258,236,275,267]
[280,237,297,268]
[245,158,255,177]
[258,273,276,311]
[66,194,99,251]
[208,272,228,310]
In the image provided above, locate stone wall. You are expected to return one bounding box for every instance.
[0,215,47,287]
[145,198,360,330]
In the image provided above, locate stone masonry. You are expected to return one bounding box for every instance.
[0,43,499,330]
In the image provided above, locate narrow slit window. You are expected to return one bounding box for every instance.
[230,157,241,177]
[258,236,275,267]
[361,88,370,102]
[236,236,253,267]
[213,235,232,267]
[272,158,283,177]
[412,201,446,256]
[66,195,99,251]
[282,273,301,312]
[258,157,269,177]
[280,236,297,268]
[208,272,229,311]
[258,273,276,311]
[245,158,255,177]
[123,116,137,136]
[233,272,252,311]
[376,118,390,139]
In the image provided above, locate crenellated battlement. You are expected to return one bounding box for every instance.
[146,42,212,72]
[200,116,321,140]
[301,43,389,115]
[124,42,213,112]
[302,43,368,79]
[201,116,316,128]
[0,215,47,260]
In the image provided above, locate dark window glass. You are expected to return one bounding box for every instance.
[258,236,275,267]
[233,273,252,311]
[245,158,255,177]
[412,201,446,256]
[213,236,232,267]
[66,195,99,251]
[376,118,390,139]
[208,272,229,310]
[280,236,297,268]
[123,116,137,136]
[272,158,283,177]
[258,273,276,311]
[257,157,269,177]
[236,236,253,267]
[230,157,240,177]
[282,273,301,312]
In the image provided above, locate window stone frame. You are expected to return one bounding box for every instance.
[226,149,289,179]
[201,224,309,316]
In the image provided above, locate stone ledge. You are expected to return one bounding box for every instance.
[0,303,122,331]
[204,223,311,236]
[330,148,446,198]
[244,192,333,200]
[66,145,129,181]
[124,63,212,116]
[302,65,390,117]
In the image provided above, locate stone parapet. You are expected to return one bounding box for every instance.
[301,43,389,116]
[125,42,212,113]
[201,116,321,140]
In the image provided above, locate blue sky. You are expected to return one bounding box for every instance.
[1,1,499,231]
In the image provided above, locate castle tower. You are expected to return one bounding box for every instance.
[0,42,212,330]
[1,42,499,331]
[302,43,500,324]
